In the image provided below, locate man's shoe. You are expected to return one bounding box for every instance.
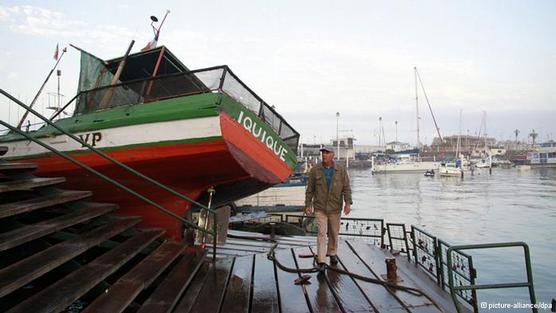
[317,262,326,273]
[329,255,338,265]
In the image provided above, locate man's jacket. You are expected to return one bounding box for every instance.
[305,162,352,213]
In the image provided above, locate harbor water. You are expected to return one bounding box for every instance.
[348,167,555,311]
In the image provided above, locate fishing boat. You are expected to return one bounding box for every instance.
[0,45,299,240]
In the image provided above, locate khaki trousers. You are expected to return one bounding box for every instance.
[315,210,341,263]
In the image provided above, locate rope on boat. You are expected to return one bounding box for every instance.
[266,243,437,300]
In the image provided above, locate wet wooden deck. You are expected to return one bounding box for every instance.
[180,234,471,313]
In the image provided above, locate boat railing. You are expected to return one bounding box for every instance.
[45,65,299,153]
[0,89,220,260]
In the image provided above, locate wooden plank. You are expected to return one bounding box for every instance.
[336,240,408,313]
[186,258,234,313]
[0,203,116,251]
[0,217,141,297]
[82,240,186,313]
[224,238,277,248]
[0,190,93,218]
[7,229,164,313]
[322,245,378,313]
[274,248,311,313]
[227,230,316,245]
[138,251,206,313]
[216,243,269,253]
[220,255,254,313]
[0,177,65,193]
[251,252,280,313]
[172,261,211,313]
[0,162,37,171]
[348,241,444,313]
[293,246,342,313]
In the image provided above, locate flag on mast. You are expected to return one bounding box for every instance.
[141,10,170,51]
[142,31,159,51]
[53,43,59,60]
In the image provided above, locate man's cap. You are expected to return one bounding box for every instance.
[319,146,335,153]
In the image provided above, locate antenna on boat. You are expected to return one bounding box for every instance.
[142,10,170,51]
[46,69,67,119]
[17,45,67,129]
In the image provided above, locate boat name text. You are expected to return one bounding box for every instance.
[78,132,102,147]
[237,111,287,161]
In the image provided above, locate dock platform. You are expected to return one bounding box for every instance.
[182,231,470,313]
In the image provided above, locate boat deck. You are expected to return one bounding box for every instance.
[181,231,469,313]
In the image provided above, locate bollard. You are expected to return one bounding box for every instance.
[385,257,397,281]
[270,222,276,240]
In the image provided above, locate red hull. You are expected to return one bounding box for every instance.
[19,113,293,240]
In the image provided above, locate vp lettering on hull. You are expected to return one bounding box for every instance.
[78,132,102,147]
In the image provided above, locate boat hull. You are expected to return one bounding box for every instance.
[1,96,296,240]
[372,161,440,174]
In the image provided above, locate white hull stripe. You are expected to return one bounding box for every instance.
[2,116,222,159]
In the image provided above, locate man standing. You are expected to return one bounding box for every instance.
[304,146,352,270]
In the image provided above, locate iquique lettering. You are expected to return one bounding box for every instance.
[238,110,288,161]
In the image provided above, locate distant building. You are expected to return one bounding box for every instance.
[385,141,411,152]
[299,137,356,161]
[431,135,496,154]
[331,137,355,160]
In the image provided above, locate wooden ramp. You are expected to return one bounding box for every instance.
[0,158,206,313]
[175,236,473,313]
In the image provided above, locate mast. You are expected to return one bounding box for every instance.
[17,47,67,129]
[415,67,443,143]
[414,67,421,149]
[457,109,462,160]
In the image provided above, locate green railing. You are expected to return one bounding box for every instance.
[446,242,537,313]
[0,89,219,260]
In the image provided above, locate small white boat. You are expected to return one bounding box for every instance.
[439,161,464,178]
[371,155,439,174]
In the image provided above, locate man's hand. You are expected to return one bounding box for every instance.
[304,207,313,215]
[343,205,351,215]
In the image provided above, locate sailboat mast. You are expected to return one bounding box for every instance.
[457,109,462,158]
[414,67,420,149]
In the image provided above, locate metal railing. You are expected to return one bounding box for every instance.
[446,242,537,313]
[386,223,410,259]
[48,65,299,153]
[438,239,477,311]
[284,214,385,247]
[0,89,219,260]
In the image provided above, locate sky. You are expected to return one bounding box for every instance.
[1,0,555,145]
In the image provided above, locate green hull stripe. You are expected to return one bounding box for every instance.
[1,91,296,170]
[1,93,221,142]
[5,136,222,161]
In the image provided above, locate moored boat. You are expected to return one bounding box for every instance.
[0,46,300,240]
[527,140,556,168]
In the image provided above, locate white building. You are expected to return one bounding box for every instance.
[385,141,411,152]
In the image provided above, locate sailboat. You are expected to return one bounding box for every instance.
[371,67,439,174]
[439,110,464,178]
